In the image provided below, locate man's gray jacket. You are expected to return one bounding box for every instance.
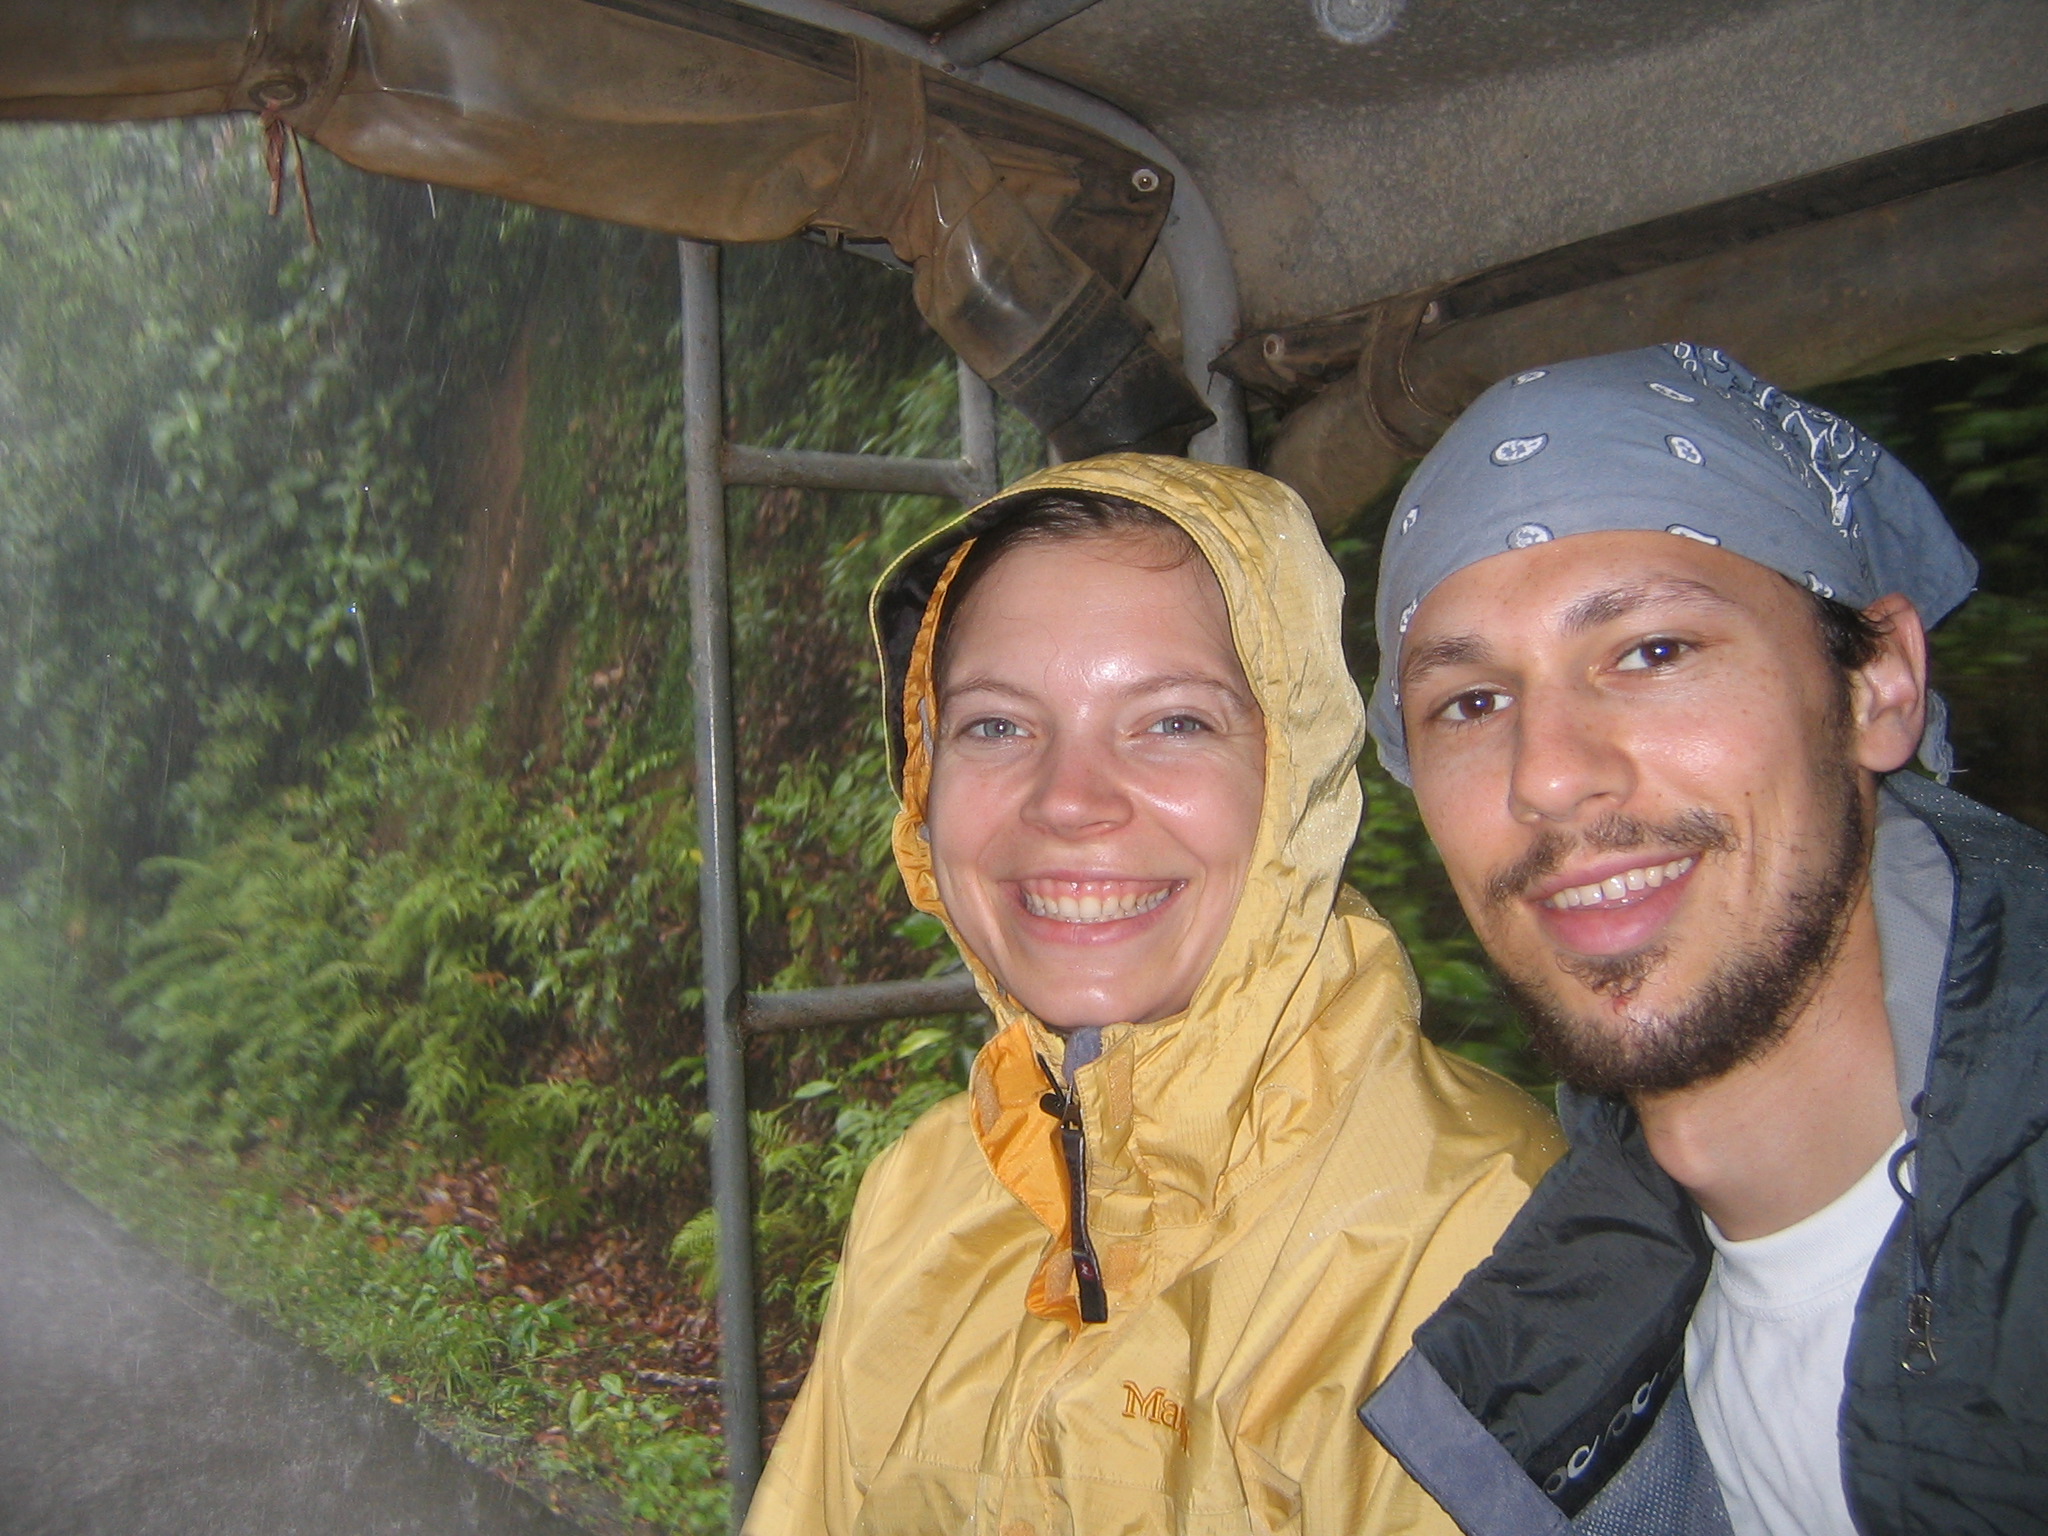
[1360,772,2048,1535]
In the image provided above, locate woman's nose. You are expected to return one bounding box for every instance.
[1022,732,1132,837]
[1507,686,1635,825]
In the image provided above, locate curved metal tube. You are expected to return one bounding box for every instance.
[730,0,1249,467]
[936,0,1110,69]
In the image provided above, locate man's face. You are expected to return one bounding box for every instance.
[926,536,1265,1030]
[1400,532,1891,1094]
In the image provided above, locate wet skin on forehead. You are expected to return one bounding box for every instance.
[925,535,1265,1031]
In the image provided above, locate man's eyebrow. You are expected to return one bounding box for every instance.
[1399,579,1739,688]
[1400,634,1494,687]
[1559,578,1738,635]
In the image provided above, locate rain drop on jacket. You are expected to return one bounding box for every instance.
[746,454,1562,1536]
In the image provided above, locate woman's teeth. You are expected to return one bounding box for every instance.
[1542,856,1696,911]
[1022,886,1174,923]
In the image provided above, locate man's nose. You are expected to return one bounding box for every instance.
[1507,685,1634,825]
[1022,732,1131,836]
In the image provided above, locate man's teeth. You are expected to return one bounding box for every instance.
[1022,887,1173,923]
[1542,856,1696,910]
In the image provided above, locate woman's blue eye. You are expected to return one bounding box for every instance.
[963,718,1019,740]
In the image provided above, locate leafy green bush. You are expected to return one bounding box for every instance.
[669,1014,976,1324]
[118,715,517,1142]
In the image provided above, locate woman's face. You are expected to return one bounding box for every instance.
[926,535,1265,1029]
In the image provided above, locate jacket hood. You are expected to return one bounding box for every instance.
[870,453,1374,1324]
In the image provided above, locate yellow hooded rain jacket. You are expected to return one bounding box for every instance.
[746,454,1561,1536]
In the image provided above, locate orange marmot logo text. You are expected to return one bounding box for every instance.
[1120,1381,1190,1452]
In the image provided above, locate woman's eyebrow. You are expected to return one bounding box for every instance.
[1120,670,1249,700]
[941,671,1252,703]
[939,675,1033,703]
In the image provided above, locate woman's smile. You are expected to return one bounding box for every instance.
[1015,877,1183,925]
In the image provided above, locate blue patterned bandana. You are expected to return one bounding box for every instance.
[1367,343,1978,784]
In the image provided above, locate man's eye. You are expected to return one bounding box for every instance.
[1435,689,1510,723]
[1147,713,1209,736]
[962,717,1021,740]
[1615,637,1691,672]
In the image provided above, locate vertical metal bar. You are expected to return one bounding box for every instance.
[679,237,762,1526]
[956,357,1002,501]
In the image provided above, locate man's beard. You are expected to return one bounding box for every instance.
[1486,776,1870,1098]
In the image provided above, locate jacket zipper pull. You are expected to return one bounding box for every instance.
[1904,1290,1938,1374]
[1038,1055,1109,1325]
[1888,1137,1939,1375]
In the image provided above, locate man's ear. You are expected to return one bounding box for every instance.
[1851,593,1929,775]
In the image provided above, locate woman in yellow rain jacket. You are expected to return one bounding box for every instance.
[746,454,1560,1535]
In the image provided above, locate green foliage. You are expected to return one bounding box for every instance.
[1809,352,2048,832]
[670,1009,975,1323]
[116,715,512,1141]
[168,685,288,846]
[567,1373,726,1529]
[0,120,670,928]
[0,158,987,1520]
[146,260,433,671]
[119,831,382,1134]
[112,707,720,1242]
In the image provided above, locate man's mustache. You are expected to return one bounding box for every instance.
[1483,809,1739,910]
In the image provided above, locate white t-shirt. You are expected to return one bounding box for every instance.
[1683,1135,1908,1536]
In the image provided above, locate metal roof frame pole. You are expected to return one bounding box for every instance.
[957,357,1002,500]
[679,236,764,1527]
[934,0,1108,69]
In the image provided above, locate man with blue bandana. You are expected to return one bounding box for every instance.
[1354,344,2048,1535]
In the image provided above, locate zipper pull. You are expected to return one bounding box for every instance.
[1888,1139,1939,1374]
[1904,1290,1938,1374]
[1037,1055,1109,1325]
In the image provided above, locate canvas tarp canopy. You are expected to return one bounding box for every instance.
[0,0,1214,459]
[4,0,2047,522]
